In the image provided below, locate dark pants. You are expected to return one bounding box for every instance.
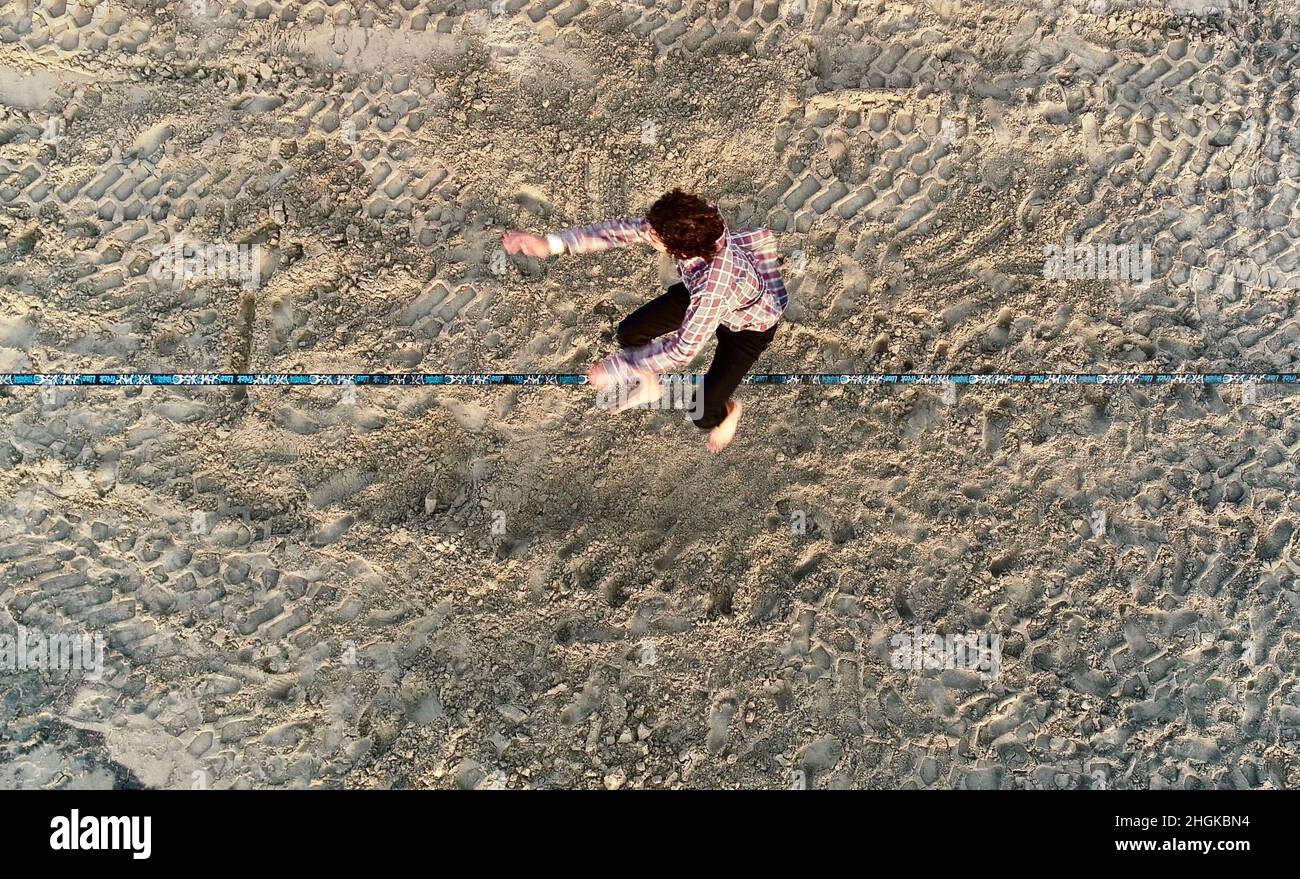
[615,283,777,430]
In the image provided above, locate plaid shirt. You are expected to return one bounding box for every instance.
[555,218,788,382]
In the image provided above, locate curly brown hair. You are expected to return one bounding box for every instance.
[645,189,724,261]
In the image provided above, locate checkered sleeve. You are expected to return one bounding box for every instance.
[555,218,653,254]
[735,229,788,312]
[601,263,730,382]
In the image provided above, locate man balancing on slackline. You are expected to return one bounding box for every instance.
[502,189,788,452]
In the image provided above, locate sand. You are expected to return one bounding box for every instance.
[1,0,1299,789]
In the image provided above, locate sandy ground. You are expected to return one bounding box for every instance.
[2,0,1299,789]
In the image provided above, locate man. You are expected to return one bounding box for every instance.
[502,189,788,452]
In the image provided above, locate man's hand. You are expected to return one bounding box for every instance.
[588,363,664,412]
[586,361,616,392]
[502,230,553,258]
[617,369,664,411]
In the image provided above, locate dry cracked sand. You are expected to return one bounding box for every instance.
[2,0,1299,789]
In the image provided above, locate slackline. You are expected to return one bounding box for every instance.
[2,373,1297,387]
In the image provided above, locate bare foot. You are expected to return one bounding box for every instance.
[706,400,742,453]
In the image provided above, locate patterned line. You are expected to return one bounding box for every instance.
[1,373,1297,387]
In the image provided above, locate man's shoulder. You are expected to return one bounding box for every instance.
[730,228,777,254]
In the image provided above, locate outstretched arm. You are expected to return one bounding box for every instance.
[503,218,654,258]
